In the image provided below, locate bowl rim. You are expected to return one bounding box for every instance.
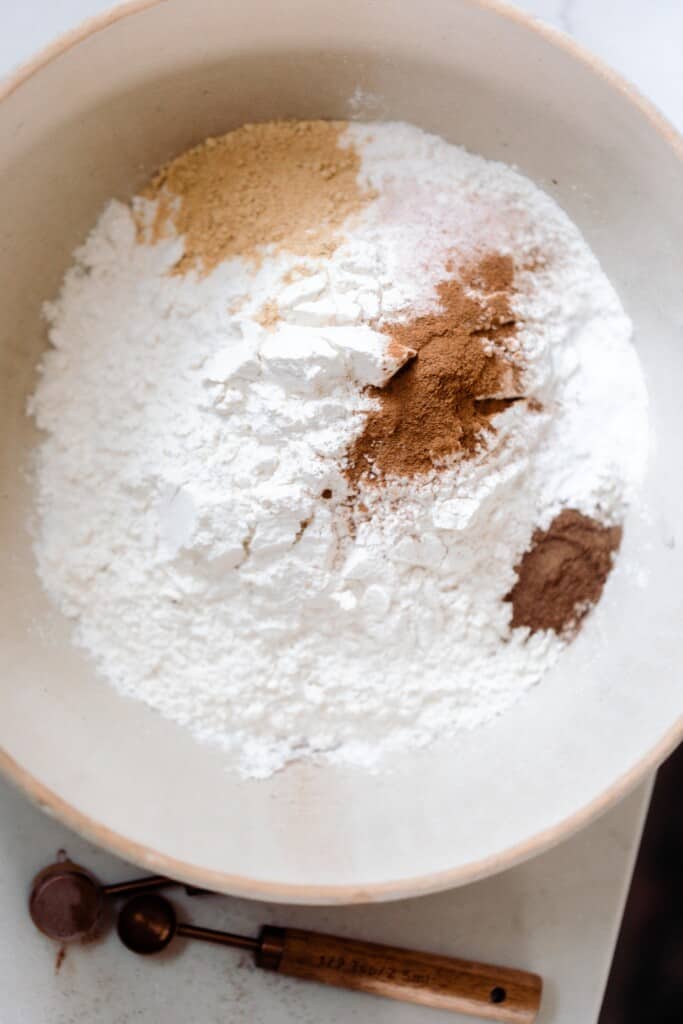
[1,0,681,903]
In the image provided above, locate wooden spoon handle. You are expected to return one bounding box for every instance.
[256,926,542,1022]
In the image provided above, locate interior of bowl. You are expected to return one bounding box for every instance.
[0,0,681,903]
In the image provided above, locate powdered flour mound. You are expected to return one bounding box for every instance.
[29,121,648,777]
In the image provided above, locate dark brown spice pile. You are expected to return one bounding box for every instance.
[504,509,623,635]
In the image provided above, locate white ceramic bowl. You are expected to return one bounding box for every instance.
[1,0,681,904]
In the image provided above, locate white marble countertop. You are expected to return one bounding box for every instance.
[0,2,680,1023]
[0,775,653,1024]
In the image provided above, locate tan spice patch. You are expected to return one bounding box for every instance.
[282,263,316,285]
[141,120,373,275]
[256,300,280,331]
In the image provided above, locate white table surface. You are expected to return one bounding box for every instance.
[0,2,680,1023]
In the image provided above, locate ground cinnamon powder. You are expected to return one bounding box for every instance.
[345,253,522,486]
[142,120,372,274]
[505,509,622,634]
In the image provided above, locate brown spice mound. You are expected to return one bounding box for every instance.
[505,509,622,635]
[142,120,372,275]
[345,253,521,486]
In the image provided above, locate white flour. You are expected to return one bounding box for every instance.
[29,122,648,778]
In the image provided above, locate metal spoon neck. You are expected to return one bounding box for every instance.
[103,875,170,897]
[176,921,259,952]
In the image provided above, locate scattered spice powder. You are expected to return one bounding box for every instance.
[345,252,522,486]
[142,131,622,643]
[142,120,373,275]
[505,509,623,635]
[256,299,280,330]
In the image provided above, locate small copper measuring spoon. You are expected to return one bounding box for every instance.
[117,892,542,1022]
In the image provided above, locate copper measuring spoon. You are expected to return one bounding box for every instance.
[28,859,206,942]
[117,892,542,1022]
